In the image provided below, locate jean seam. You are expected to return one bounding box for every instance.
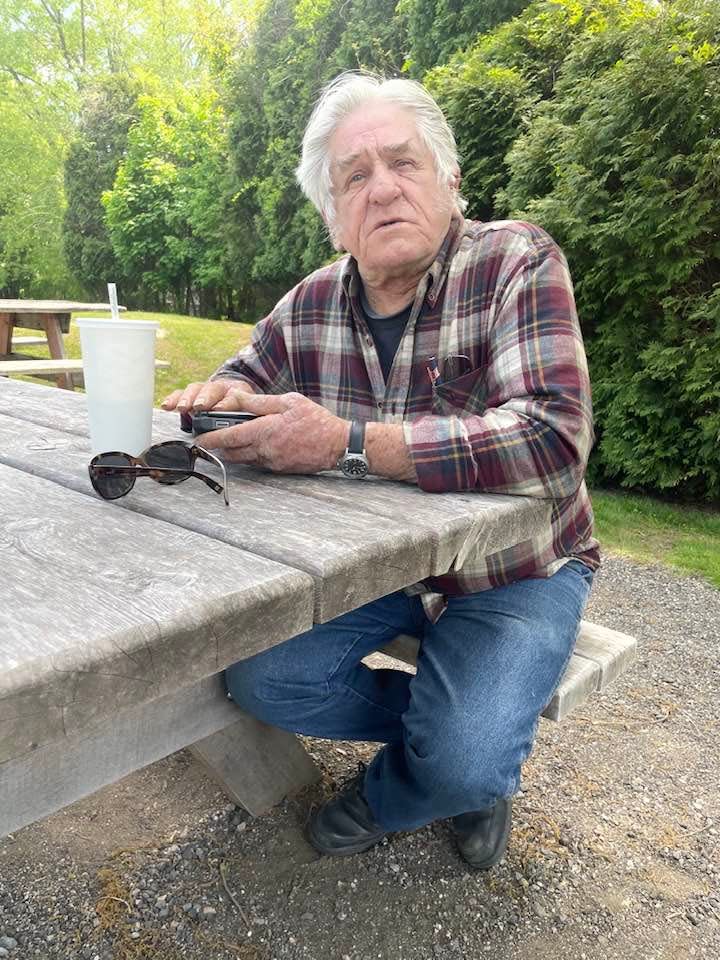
[340,679,406,721]
[326,623,414,687]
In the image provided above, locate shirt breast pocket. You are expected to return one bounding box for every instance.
[432,368,488,417]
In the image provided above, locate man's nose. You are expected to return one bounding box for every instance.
[368,166,401,204]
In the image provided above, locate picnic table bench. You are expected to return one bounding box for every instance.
[0,299,127,390]
[0,378,636,839]
[0,357,170,383]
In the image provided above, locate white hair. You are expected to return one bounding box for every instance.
[296,71,467,233]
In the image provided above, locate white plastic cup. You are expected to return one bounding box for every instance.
[76,318,160,456]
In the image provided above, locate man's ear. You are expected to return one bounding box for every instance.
[323,212,344,252]
[450,168,461,192]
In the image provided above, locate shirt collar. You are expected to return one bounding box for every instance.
[341,215,467,307]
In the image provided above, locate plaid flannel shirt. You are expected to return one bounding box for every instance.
[213,218,600,620]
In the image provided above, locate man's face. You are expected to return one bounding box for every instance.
[328,102,457,283]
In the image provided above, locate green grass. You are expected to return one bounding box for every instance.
[592,489,720,589]
[12,311,720,589]
[13,310,254,406]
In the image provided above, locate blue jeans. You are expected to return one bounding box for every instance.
[226,560,593,831]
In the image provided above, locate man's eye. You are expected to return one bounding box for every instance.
[395,159,413,168]
[349,172,365,184]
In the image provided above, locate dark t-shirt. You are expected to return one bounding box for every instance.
[360,291,412,382]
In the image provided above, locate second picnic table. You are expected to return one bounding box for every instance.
[0,299,126,390]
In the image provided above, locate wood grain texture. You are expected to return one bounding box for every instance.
[542,655,601,722]
[0,463,314,765]
[0,414,461,622]
[0,381,552,620]
[0,377,174,437]
[0,674,317,837]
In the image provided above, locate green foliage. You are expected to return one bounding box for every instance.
[402,0,532,78]
[499,0,720,499]
[3,0,720,501]
[427,0,644,220]
[426,61,534,220]
[103,88,241,316]
[62,77,140,301]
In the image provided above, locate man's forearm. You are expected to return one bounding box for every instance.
[364,422,417,483]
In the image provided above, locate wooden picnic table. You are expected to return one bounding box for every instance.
[0,299,126,390]
[0,378,635,839]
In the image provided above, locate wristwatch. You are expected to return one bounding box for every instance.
[337,420,369,479]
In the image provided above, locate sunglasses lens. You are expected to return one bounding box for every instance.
[91,453,135,499]
[144,442,193,484]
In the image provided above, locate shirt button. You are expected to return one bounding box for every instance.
[366,336,372,345]
[377,400,383,409]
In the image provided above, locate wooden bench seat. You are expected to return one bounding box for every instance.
[192,619,636,813]
[0,358,169,377]
[11,336,49,347]
[377,619,637,722]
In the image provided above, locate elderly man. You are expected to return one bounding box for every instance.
[162,72,599,869]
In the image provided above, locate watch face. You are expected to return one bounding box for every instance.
[342,455,369,479]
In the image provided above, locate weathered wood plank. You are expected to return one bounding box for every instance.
[0,299,124,313]
[189,718,319,816]
[0,313,11,354]
[0,377,174,437]
[0,358,169,375]
[0,463,315,766]
[11,336,48,346]
[240,469,552,577]
[0,381,553,610]
[0,674,319,837]
[0,415,453,623]
[543,654,601,722]
[573,620,637,689]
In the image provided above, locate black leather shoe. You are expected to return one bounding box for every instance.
[308,766,387,856]
[451,797,512,870]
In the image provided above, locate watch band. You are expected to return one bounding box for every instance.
[348,420,366,454]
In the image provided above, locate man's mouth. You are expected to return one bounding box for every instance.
[375,219,404,230]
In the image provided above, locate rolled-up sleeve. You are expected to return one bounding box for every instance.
[403,239,594,500]
[211,305,295,395]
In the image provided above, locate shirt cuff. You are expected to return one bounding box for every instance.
[402,416,478,493]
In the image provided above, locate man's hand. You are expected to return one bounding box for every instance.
[197,392,349,475]
[161,378,255,413]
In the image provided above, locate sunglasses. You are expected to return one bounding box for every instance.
[88,441,230,505]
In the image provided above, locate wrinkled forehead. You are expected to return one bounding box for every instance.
[328,102,428,174]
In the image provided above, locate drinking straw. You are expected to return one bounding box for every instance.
[107,283,120,322]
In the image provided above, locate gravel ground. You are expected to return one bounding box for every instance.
[0,554,718,960]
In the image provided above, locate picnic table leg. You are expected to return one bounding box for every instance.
[189,715,320,816]
[0,675,321,839]
[0,313,12,356]
[40,312,74,390]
